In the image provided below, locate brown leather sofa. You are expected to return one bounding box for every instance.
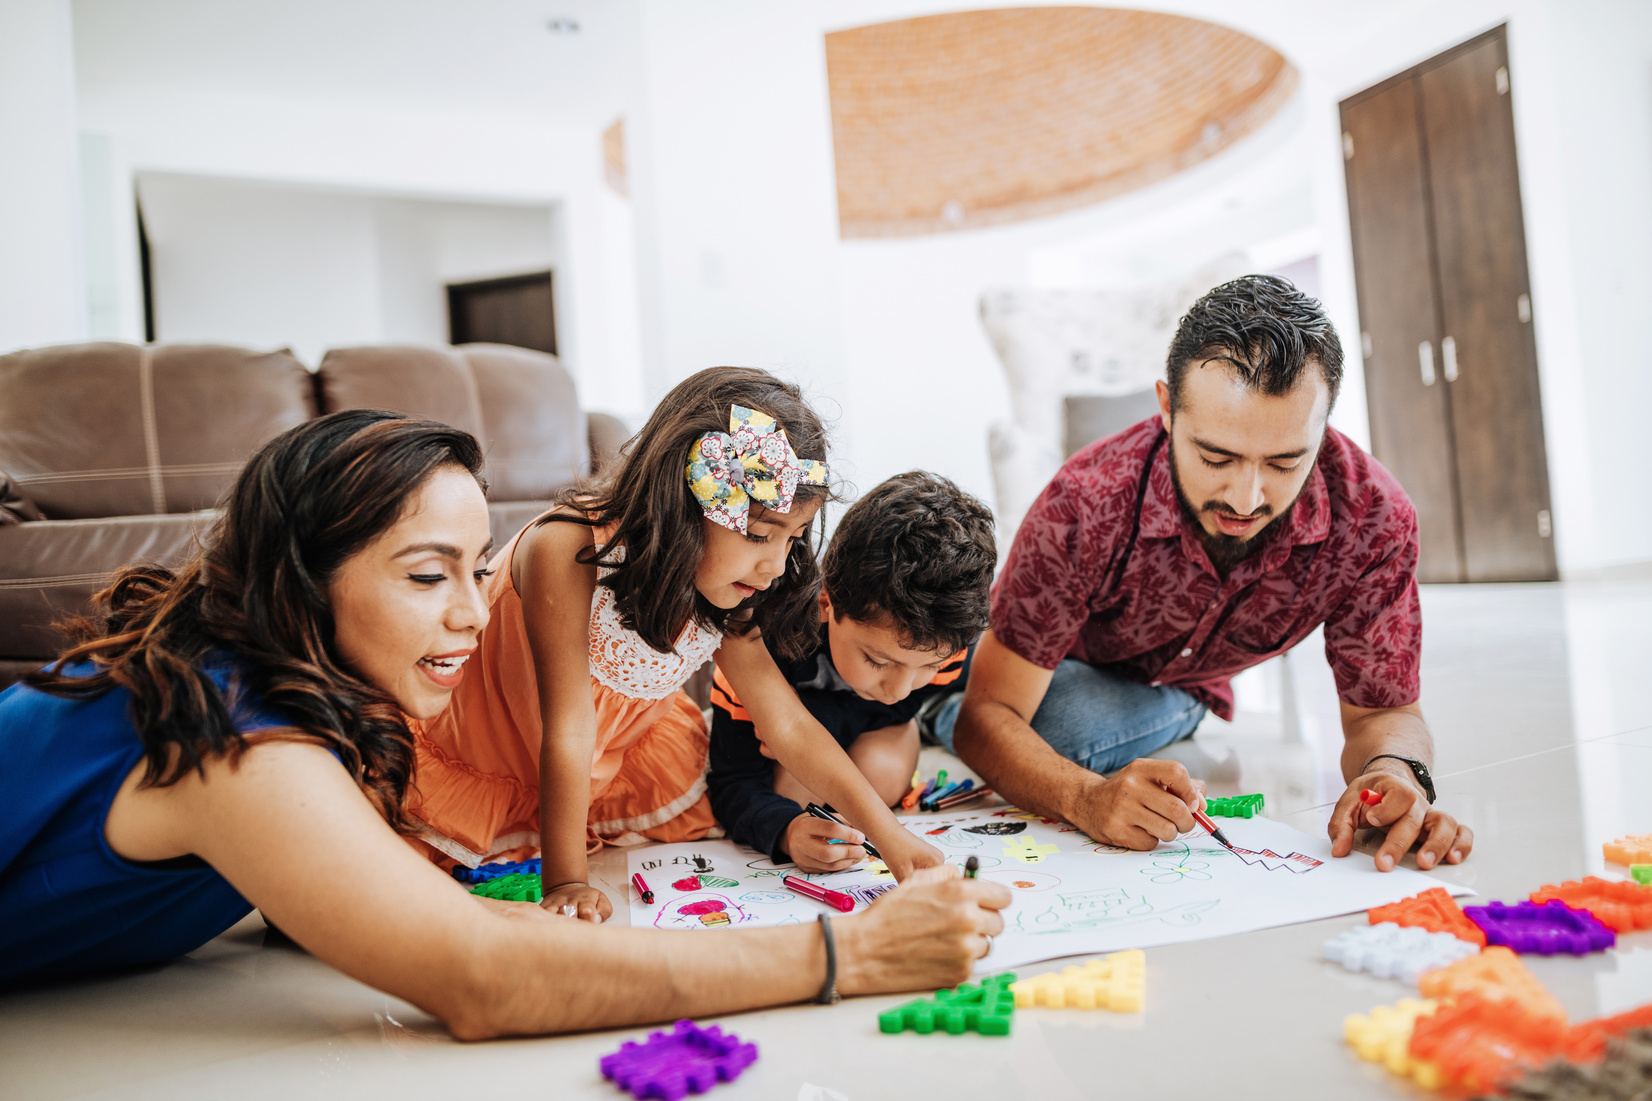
[0,341,629,689]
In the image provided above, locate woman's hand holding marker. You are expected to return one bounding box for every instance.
[786,813,867,873]
[1328,768,1474,872]
[833,865,1011,994]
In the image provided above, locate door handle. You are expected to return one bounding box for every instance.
[1418,341,1436,386]
[1442,336,1459,382]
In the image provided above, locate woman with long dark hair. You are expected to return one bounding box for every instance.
[0,410,1006,1035]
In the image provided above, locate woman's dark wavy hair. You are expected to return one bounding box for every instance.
[24,410,486,830]
[547,366,834,662]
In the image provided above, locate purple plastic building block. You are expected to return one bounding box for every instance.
[599,1019,758,1100]
[1463,898,1616,955]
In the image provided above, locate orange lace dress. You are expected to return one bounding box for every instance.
[405,524,722,868]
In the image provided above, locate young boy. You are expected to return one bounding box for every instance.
[706,471,996,871]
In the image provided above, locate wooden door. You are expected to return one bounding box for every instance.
[1340,25,1555,583]
[1342,79,1465,583]
[1419,34,1555,581]
[447,271,558,355]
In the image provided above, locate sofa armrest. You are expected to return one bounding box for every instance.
[587,412,632,479]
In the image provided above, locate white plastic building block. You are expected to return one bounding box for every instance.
[1323,921,1480,985]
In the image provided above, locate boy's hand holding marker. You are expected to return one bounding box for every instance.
[785,813,868,873]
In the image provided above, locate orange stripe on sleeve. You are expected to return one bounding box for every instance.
[928,650,967,686]
[710,667,751,722]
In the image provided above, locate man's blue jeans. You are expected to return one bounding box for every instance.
[933,659,1206,775]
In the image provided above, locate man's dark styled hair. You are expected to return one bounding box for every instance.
[1165,274,1344,413]
[821,471,995,656]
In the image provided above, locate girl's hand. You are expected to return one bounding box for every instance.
[875,829,946,882]
[834,865,1011,994]
[540,881,611,923]
[784,813,867,873]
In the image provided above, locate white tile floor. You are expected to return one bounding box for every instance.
[4,581,1649,1100]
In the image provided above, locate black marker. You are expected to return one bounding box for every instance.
[805,802,881,860]
[964,855,979,878]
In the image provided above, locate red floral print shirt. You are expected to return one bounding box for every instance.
[991,418,1422,720]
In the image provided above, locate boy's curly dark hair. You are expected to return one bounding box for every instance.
[821,471,995,655]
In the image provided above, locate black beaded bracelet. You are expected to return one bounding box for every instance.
[815,914,841,1005]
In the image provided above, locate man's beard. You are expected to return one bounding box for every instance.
[1169,442,1308,575]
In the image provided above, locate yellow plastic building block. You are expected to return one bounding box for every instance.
[1344,998,1440,1078]
[1414,946,1567,1026]
[1603,834,1652,865]
[1009,950,1145,1012]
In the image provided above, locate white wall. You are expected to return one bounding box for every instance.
[0,0,85,349]
[618,0,1652,574]
[627,0,853,461]
[135,174,565,368]
[67,0,649,416]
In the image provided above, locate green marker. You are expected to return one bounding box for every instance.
[964,856,979,879]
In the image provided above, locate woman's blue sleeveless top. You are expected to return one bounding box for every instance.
[0,660,285,986]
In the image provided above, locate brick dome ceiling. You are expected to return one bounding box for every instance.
[825,7,1298,238]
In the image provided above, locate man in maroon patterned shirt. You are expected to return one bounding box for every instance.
[944,276,1473,872]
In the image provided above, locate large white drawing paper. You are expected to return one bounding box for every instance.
[625,808,1473,974]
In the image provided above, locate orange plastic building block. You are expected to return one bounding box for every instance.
[1344,998,1440,1078]
[1368,887,1487,946]
[1530,876,1652,933]
[1407,993,1562,1094]
[1415,946,1567,1026]
[1558,1002,1652,1063]
[1603,834,1652,864]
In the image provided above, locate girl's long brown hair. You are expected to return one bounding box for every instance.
[24,411,487,828]
[548,366,833,661]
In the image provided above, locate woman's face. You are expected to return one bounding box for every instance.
[695,497,823,610]
[327,466,494,719]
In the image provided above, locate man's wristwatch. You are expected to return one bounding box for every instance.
[1363,754,1435,804]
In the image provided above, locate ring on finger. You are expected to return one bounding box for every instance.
[980,934,994,959]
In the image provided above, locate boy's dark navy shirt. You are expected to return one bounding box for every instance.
[706,622,969,863]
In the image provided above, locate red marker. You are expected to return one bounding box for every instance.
[1359,789,1384,807]
[782,874,855,913]
[631,873,654,904]
[1191,806,1234,850]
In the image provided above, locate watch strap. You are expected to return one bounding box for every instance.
[1363,754,1435,803]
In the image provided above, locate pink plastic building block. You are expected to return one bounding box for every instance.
[599,1020,757,1100]
[1463,899,1615,955]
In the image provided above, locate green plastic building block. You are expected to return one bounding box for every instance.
[878,973,1017,1036]
[1632,865,1652,886]
[469,873,542,902]
[1204,793,1264,818]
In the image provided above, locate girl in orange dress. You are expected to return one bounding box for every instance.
[406,367,942,920]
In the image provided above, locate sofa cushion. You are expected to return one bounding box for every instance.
[0,343,314,520]
[0,510,217,659]
[317,344,588,502]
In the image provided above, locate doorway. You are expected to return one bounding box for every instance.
[446,271,558,356]
[1341,25,1555,583]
